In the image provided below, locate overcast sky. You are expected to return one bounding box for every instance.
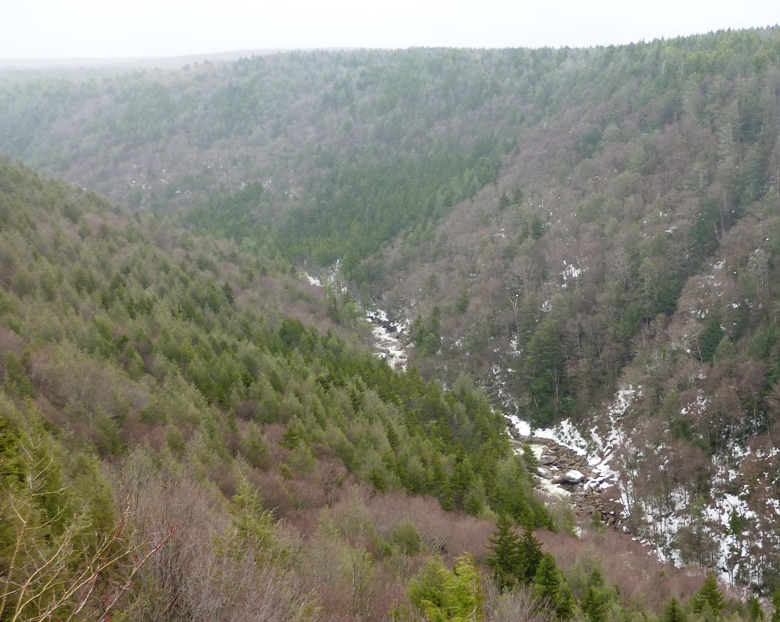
[2,0,779,60]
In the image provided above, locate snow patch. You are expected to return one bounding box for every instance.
[507,415,531,438]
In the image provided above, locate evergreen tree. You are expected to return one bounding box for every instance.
[486,513,522,590]
[3,351,33,398]
[556,581,574,621]
[521,443,539,473]
[408,554,484,621]
[518,527,543,584]
[533,553,561,605]
[747,595,764,622]
[692,572,726,617]
[771,587,780,622]
[531,552,572,620]
[580,566,614,622]
[664,597,687,622]
[523,319,566,426]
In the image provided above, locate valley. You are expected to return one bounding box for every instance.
[2,26,780,621]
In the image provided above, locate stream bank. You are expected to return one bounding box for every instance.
[364,305,626,527]
[304,271,623,527]
[508,432,624,526]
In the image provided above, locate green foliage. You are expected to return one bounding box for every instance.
[411,306,442,357]
[391,518,423,556]
[523,318,569,426]
[747,324,780,360]
[698,316,724,363]
[713,336,736,363]
[771,588,780,622]
[3,33,780,449]
[532,552,572,620]
[533,554,560,603]
[562,565,617,622]
[747,596,764,622]
[3,351,32,397]
[281,142,502,282]
[0,402,127,621]
[491,455,551,529]
[692,572,726,618]
[227,478,282,559]
[0,155,542,530]
[486,513,544,590]
[408,554,484,621]
[239,422,271,469]
[521,443,539,473]
[663,598,687,622]
[518,528,544,585]
[456,290,470,314]
[530,214,545,240]
[4,32,780,609]
[486,514,523,590]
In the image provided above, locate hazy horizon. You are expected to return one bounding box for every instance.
[2,0,779,62]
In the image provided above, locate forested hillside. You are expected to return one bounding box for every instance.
[0,157,750,621]
[373,29,780,590]
[2,25,780,615]
[0,156,562,618]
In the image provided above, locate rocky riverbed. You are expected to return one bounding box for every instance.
[509,428,625,527]
[366,310,408,371]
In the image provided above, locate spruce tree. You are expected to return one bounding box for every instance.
[664,598,687,622]
[747,595,764,622]
[518,527,543,584]
[533,553,561,605]
[556,580,574,621]
[486,513,522,590]
[4,351,33,397]
[581,585,608,622]
[532,550,573,620]
[771,587,780,622]
[692,572,726,617]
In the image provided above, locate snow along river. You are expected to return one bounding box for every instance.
[366,304,614,517]
[366,309,408,371]
[365,306,625,524]
[303,271,620,524]
[305,273,762,583]
[505,413,626,523]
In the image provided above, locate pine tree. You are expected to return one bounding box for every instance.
[486,513,522,590]
[532,553,573,620]
[518,527,543,584]
[4,351,33,397]
[556,581,574,621]
[771,587,780,622]
[581,585,608,622]
[408,554,484,622]
[533,553,561,605]
[521,443,539,472]
[664,597,687,622]
[747,595,764,622]
[692,572,726,617]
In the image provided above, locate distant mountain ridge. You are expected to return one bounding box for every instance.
[0,48,355,69]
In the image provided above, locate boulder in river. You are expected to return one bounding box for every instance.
[537,467,553,479]
[560,470,585,484]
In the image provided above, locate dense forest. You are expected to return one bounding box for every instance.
[2,25,780,620]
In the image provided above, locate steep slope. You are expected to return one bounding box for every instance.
[367,31,780,590]
[0,158,740,622]
[0,154,549,520]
